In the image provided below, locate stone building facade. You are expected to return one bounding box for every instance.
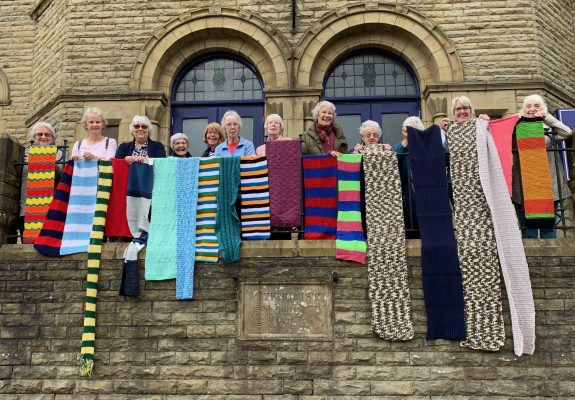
[0,0,574,149]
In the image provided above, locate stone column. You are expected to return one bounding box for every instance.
[0,133,24,245]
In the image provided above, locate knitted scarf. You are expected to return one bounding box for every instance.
[315,123,335,153]
[476,119,536,356]
[448,120,505,351]
[79,160,112,377]
[34,161,74,256]
[303,154,337,240]
[240,156,270,240]
[515,117,555,228]
[104,158,132,238]
[266,140,301,228]
[146,158,178,280]
[488,115,520,196]
[215,157,241,264]
[60,160,99,255]
[119,161,153,297]
[407,125,466,340]
[175,157,200,299]
[335,154,366,264]
[195,158,220,263]
[363,145,414,341]
[23,145,58,243]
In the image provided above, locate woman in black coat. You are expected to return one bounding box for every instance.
[115,115,166,163]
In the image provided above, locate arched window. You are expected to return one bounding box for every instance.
[171,55,264,156]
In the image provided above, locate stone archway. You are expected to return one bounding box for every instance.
[294,3,463,91]
[130,7,292,94]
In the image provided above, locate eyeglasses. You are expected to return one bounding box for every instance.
[133,124,148,130]
[454,106,470,112]
[35,132,52,137]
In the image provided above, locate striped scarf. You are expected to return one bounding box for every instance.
[60,160,99,255]
[216,157,241,264]
[240,156,270,240]
[23,145,58,243]
[363,145,413,340]
[195,158,220,263]
[515,117,555,228]
[34,161,74,256]
[335,154,366,264]
[303,154,337,239]
[79,160,112,376]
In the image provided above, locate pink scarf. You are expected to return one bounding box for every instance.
[315,124,335,153]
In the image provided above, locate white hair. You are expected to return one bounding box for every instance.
[359,120,382,138]
[521,94,548,116]
[81,107,107,130]
[170,133,189,150]
[452,96,475,116]
[311,100,336,122]
[129,115,153,137]
[221,110,243,130]
[402,116,424,130]
[264,114,284,133]
[28,121,57,142]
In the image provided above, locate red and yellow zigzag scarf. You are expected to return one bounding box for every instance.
[515,117,555,228]
[23,145,57,243]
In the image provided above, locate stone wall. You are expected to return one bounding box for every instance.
[0,241,574,398]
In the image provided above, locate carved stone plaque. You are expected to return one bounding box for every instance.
[239,283,333,340]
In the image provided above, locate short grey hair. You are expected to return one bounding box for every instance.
[311,100,336,122]
[81,107,108,130]
[221,110,242,130]
[521,94,548,116]
[129,115,153,137]
[452,96,475,116]
[402,116,424,130]
[359,120,382,138]
[28,121,57,142]
[264,114,284,133]
[170,133,189,150]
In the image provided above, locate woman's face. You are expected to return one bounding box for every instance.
[132,122,150,143]
[206,128,221,147]
[224,116,240,141]
[523,98,544,118]
[266,118,282,138]
[34,127,54,145]
[454,101,471,123]
[361,127,380,145]
[85,114,103,135]
[317,105,334,128]
[173,138,189,156]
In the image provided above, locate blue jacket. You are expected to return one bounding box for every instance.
[115,139,166,159]
[214,137,255,157]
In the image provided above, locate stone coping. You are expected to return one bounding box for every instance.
[1,238,574,260]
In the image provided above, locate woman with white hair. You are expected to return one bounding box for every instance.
[301,100,348,156]
[439,96,490,149]
[115,115,166,163]
[71,107,118,160]
[256,114,293,156]
[351,120,390,153]
[170,133,191,157]
[214,110,255,157]
[513,94,572,238]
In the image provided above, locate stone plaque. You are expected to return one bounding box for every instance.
[239,282,333,340]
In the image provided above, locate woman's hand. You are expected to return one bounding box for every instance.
[329,150,341,157]
[352,143,363,154]
[478,114,491,121]
[440,118,451,131]
[82,151,99,161]
[383,143,392,151]
[125,155,147,164]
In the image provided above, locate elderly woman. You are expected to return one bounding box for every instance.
[302,100,347,156]
[115,115,166,163]
[256,114,293,156]
[513,94,572,239]
[170,133,191,157]
[71,107,118,160]
[214,110,255,157]
[201,123,225,157]
[392,116,425,153]
[439,96,490,148]
[351,120,391,153]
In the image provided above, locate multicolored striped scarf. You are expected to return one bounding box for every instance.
[195,158,220,263]
[240,157,270,240]
[515,117,555,228]
[303,154,337,239]
[34,161,74,256]
[104,158,132,238]
[335,154,366,264]
[266,140,301,228]
[23,145,58,243]
[408,125,466,340]
[60,160,99,255]
[215,157,241,264]
[363,145,413,340]
[79,160,112,376]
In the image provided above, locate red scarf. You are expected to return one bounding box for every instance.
[315,123,335,153]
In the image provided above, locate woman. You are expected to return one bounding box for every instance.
[351,120,391,153]
[71,107,118,160]
[301,100,347,156]
[213,110,255,157]
[513,94,572,239]
[201,123,225,157]
[170,133,191,157]
[440,96,490,138]
[256,114,293,156]
[115,115,166,163]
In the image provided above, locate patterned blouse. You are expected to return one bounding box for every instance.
[132,141,148,157]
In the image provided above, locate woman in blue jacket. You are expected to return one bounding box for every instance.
[214,110,255,157]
